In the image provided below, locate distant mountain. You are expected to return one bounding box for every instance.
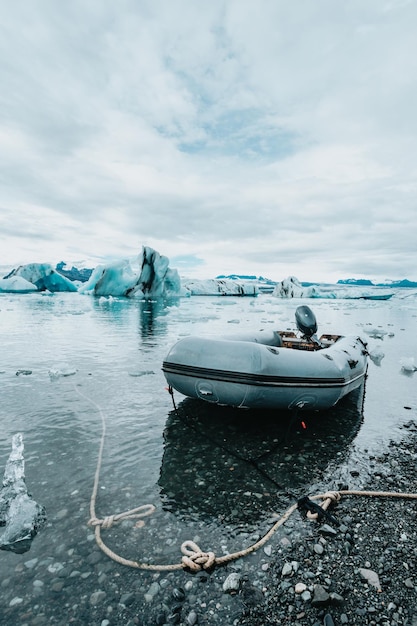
[216,274,276,284]
[337,278,374,286]
[384,279,417,288]
[338,277,417,288]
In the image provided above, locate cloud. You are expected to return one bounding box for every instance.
[1,0,416,281]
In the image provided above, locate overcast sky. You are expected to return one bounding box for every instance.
[1,0,416,283]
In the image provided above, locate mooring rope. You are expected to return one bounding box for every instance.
[76,384,417,572]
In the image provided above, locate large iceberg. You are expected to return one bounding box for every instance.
[0,434,46,554]
[79,246,181,297]
[182,279,258,296]
[4,263,78,293]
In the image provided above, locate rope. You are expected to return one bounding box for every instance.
[76,384,417,572]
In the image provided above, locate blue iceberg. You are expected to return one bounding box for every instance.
[4,263,78,293]
[79,246,181,297]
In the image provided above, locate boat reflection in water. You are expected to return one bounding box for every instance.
[158,384,365,527]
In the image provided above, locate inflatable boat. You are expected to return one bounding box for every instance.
[162,306,368,411]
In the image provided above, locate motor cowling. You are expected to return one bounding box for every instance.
[295,305,318,340]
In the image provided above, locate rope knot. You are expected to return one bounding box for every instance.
[181,540,216,572]
[322,491,341,503]
[88,515,116,529]
[88,505,156,530]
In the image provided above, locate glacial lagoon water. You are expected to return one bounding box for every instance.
[0,290,416,624]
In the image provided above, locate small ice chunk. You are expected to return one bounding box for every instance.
[369,346,385,366]
[48,363,77,380]
[400,357,417,372]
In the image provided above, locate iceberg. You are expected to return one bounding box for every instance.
[0,434,46,554]
[273,277,395,300]
[273,276,322,298]
[0,276,38,293]
[182,279,258,296]
[79,246,181,298]
[5,263,78,293]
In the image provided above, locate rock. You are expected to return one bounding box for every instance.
[223,572,241,593]
[330,591,344,605]
[311,584,331,607]
[89,590,106,605]
[240,583,264,607]
[119,592,135,606]
[144,581,160,602]
[186,609,198,625]
[295,582,307,594]
[282,562,293,576]
[313,543,324,555]
[172,587,186,601]
[319,524,338,537]
[358,567,381,590]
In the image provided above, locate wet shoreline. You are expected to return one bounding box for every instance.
[3,420,417,625]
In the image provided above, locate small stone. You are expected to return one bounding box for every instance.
[47,562,64,574]
[172,587,186,601]
[119,592,135,606]
[9,597,23,607]
[330,592,344,605]
[319,524,338,537]
[282,562,293,576]
[404,577,415,589]
[90,590,106,605]
[313,543,324,555]
[223,572,241,592]
[144,581,160,601]
[263,545,272,556]
[295,582,307,594]
[186,609,198,625]
[358,568,381,591]
[311,584,330,607]
[301,590,311,602]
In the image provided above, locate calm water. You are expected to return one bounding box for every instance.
[0,290,416,623]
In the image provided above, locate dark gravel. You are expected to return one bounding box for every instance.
[238,419,417,626]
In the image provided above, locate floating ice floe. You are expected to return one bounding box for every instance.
[369,345,385,366]
[48,363,78,380]
[400,357,417,372]
[0,434,46,554]
[79,246,181,298]
[363,327,389,340]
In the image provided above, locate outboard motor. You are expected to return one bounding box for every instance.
[295,305,321,345]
